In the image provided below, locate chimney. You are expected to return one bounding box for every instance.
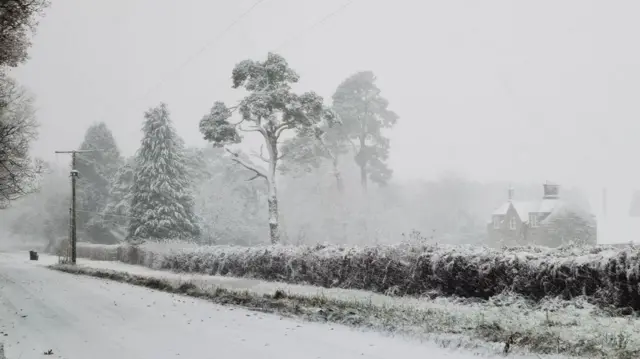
[508,185,514,202]
[543,182,560,199]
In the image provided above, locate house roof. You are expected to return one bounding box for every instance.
[492,202,512,215]
[492,199,564,222]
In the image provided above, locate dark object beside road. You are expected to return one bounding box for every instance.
[29,250,38,261]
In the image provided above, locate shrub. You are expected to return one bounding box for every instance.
[71,241,640,310]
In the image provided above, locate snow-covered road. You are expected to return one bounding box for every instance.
[0,252,477,359]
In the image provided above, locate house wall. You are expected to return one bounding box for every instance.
[522,212,548,244]
[488,209,597,247]
[487,204,526,246]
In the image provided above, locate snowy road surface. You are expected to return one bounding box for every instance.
[0,252,481,359]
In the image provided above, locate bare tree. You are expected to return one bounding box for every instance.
[0,0,49,68]
[0,74,39,206]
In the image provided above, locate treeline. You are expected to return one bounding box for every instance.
[2,51,593,248]
[4,52,403,247]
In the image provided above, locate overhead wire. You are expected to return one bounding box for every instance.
[101,0,356,122]
[96,0,268,123]
[130,0,268,103]
[82,0,359,128]
[274,0,357,52]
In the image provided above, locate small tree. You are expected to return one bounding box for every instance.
[331,71,398,190]
[199,52,336,244]
[129,103,200,241]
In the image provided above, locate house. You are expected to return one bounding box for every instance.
[487,182,596,247]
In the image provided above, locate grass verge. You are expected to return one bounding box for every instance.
[50,263,639,359]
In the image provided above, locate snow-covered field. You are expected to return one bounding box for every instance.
[0,251,554,359]
[29,251,640,358]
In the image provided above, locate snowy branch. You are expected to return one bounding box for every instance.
[250,144,270,163]
[275,123,293,139]
[225,148,267,180]
[245,173,262,182]
[237,123,262,133]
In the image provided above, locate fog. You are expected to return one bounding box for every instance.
[4,0,640,247]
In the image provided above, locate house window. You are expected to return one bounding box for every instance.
[509,217,516,230]
[529,213,538,228]
[493,216,500,229]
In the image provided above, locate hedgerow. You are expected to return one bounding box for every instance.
[71,241,640,311]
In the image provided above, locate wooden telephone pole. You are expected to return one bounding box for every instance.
[55,149,96,264]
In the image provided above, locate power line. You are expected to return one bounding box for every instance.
[274,0,357,52]
[95,0,356,126]
[99,0,268,121]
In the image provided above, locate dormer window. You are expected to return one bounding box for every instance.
[529,213,538,228]
[509,217,516,230]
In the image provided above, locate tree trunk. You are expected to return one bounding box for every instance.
[266,139,280,244]
[267,179,280,244]
[332,156,344,192]
[335,170,344,192]
[359,163,367,191]
[358,128,368,191]
[316,132,343,192]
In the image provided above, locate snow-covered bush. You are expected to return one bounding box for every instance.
[74,241,640,311]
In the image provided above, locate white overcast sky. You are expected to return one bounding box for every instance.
[9,0,640,214]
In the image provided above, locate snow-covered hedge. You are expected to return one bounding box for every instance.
[74,241,640,310]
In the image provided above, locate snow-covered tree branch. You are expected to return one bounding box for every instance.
[0,74,40,207]
[225,147,267,180]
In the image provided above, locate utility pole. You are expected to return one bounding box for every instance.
[55,149,95,264]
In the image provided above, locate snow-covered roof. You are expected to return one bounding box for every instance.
[538,198,560,213]
[491,199,564,222]
[513,202,536,219]
[491,202,511,215]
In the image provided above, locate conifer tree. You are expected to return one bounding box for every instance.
[76,122,122,242]
[128,103,200,241]
[331,71,398,189]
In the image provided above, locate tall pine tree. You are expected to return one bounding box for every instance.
[76,122,123,243]
[331,71,398,190]
[128,103,200,241]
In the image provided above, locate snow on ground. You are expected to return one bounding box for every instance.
[0,251,562,359]
[23,252,640,357]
